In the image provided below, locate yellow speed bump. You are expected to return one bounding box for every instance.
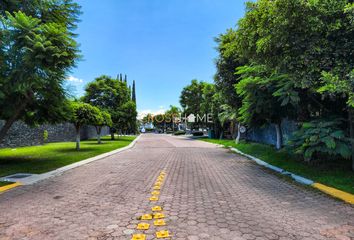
[155,181,163,185]
[312,183,354,204]
[160,171,166,175]
[153,185,161,190]
[151,191,160,195]
[157,176,164,180]
[154,219,166,226]
[131,234,146,240]
[152,206,162,211]
[149,196,159,201]
[137,223,150,230]
[141,214,153,220]
[153,212,165,219]
[156,230,170,238]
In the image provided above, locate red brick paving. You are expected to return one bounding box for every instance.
[0,134,353,240]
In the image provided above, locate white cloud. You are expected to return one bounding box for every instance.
[66,75,84,84]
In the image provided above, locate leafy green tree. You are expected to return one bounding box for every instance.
[235,0,352,121]
[82,75,131,139]
[94,111,112,144]
[152,114,166,132]
[213,29,249,139]
[69,102,102,150]
[236,65,297,149]
[180,79,204,118]
[209,0,354,169]
[115,101,137,135]
[165,105,181,132]
[214,29,244,109]
[0,1,81,142]
[318,70,354,169]
[180,80,215,130]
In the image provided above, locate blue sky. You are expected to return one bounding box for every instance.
[68,0,246,117]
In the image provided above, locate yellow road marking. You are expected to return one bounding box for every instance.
[152,206,162,211]
[137,223,150,230]
[312,183,354,204]
[149,196,159,201]
[0,182,21,193]
[141,214,153,220]
[156,230,170,238]
[153,212,165,219]
[154,219,166,226]
[151,191,160,195]
[131,234,146,240]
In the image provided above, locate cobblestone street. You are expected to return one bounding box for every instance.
[0,134,353,240]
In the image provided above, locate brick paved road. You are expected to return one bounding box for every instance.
[0,134,353,240]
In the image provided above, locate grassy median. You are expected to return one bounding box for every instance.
[0,135,136,177]
[201,138,354,194]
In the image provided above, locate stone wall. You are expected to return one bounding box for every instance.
[244,119,298,146]
[0,120,110,148]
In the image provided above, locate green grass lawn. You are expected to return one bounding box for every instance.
[201,138,354,194]
[0,135,136,177]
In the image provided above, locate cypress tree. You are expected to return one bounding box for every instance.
[132,80,136,103]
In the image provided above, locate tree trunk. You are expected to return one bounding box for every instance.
[235,123,241,144]
[0,100,28,143]
[96,126,102,144]
[349,108,354,171]
[219,128,224,140]
[110,128,115,140]
[275,123,282,150]
[76,125,81,151]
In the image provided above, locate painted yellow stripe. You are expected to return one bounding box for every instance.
[0,182,21,193]
[312,183,354,204]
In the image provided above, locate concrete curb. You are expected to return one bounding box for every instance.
[187,138,354,204]
[16,135,141,185]
[229,147,314,185]
[228,146,354,204]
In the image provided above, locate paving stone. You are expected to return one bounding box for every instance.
[0,134,353,240]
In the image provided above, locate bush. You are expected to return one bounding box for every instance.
[145,128,154,132]
[192,131,204,136]
[287,118,351,161]
[43,130,49,142]
[174,130,186,135]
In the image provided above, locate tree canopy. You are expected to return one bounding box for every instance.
[0,0,81,142]
[210,0,354,167]
[82,75,137,137]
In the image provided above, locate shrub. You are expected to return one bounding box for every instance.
[287,118,351,161]
[192,131,204,136]
[174,130,186,135]
[43,130,49,142]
